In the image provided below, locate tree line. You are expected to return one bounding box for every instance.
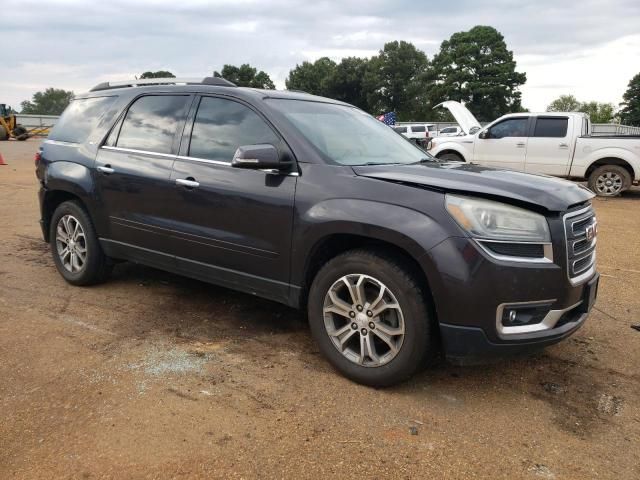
[15,25,640,126]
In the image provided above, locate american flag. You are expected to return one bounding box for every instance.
[376,112,396,126]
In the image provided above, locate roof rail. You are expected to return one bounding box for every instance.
[89,77,237,92]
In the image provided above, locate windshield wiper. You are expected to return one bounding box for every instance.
[359,161,404,166]
[410,158,436,164]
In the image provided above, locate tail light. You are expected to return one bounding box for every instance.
[425,131,430,138]
[34,151,41,166]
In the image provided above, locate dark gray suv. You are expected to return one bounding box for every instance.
[35,77,599,386]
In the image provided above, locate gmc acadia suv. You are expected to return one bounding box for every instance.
[36,77,599,386]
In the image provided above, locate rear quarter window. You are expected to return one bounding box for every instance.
[410,125,426,132]
[48,96,116,143]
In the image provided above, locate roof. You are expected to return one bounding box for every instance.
[78,76,349,106]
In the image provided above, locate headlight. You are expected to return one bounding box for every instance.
[445,194,550,242]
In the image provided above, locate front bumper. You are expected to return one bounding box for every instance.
[421,235,599,363]
[440,305,590,365]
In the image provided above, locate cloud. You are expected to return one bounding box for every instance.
[2,0,639,113]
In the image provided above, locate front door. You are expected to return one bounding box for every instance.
[473,117,530,171]
[167,95,297,303]
[94,94,191,261]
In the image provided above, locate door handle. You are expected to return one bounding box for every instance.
[97,165,114,175]
[516,142,526,148]
[559,143,569,148]
[176,178,200,189]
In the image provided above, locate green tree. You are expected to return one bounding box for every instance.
[218,64,275,89]
[326,57,370,110]
[139,71,176,79]
[579,101,615,123]
[547,95,615,123]
[428,26,527,122]
[285,57,337,97]
[20,88,74,115]
[363,40,430,121]
[546,95,581,112]
[619,73,640,126]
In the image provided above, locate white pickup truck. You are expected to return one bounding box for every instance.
[429,101,640,196]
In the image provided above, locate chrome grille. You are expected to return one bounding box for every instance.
[564,205,597,283]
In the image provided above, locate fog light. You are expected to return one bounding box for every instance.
[501,302,554,327]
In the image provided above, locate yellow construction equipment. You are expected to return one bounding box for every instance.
[0,104,29,140]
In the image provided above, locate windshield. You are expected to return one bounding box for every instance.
[268,99,432,166]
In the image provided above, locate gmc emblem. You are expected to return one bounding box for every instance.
[585,223,596,242]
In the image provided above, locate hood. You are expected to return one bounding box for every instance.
[435,101,481,134]
[352,162,594,212]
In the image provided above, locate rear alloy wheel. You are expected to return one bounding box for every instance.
[56,214,88,274]
[588,165,631,197]
[308,249,435,387]
[50,201,112,285]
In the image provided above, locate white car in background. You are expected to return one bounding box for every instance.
[437,126,463,137]
[393,124,436,146]
[428,101,640,196]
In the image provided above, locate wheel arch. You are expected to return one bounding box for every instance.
[435,149,466,162]
[41,190,88,242]
[585,157,636,181]
[41,161,100,242]
[297,233,440,334]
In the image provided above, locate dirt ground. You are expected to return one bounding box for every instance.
[0,139,639,479]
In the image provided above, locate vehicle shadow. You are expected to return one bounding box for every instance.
[102,262,618,439]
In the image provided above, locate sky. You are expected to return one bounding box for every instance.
[2,0,639,116]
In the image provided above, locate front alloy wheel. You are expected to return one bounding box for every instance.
[323,274,405,367]
[308,249,435,387]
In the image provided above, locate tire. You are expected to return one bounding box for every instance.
[438,152,464,162]
[587,165,631,197]
[49,201,112,285]
[307,249,436,387]
[0,125,8,141]
[12,125,28,141]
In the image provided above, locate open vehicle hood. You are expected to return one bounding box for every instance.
[352,162,594,212]
[435,101,482,134]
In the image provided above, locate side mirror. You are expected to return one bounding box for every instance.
[478,130,489,139]
[231,144,286,171]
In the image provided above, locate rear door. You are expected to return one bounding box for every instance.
[524,116,573,176]
[473,117,530,171]
[94,94,191,261]
[167,95,297,302]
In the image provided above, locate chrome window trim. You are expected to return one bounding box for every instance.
[496,299,583,339]
[563,205,597,286]
[475,239,553,264]
[100,146,300,176]
[101,145,175,158]
[44,139,80,148]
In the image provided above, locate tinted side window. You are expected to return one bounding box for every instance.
[411,125,426,132]
[116,95,189,154]
[49,96,116,143]
[441,127,454,133]
[189,97,279,162]
[489,118,528,138]
[393,126,407,133]
[534,117,568,138]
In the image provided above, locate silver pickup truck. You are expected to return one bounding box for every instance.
[429,101,640,196]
